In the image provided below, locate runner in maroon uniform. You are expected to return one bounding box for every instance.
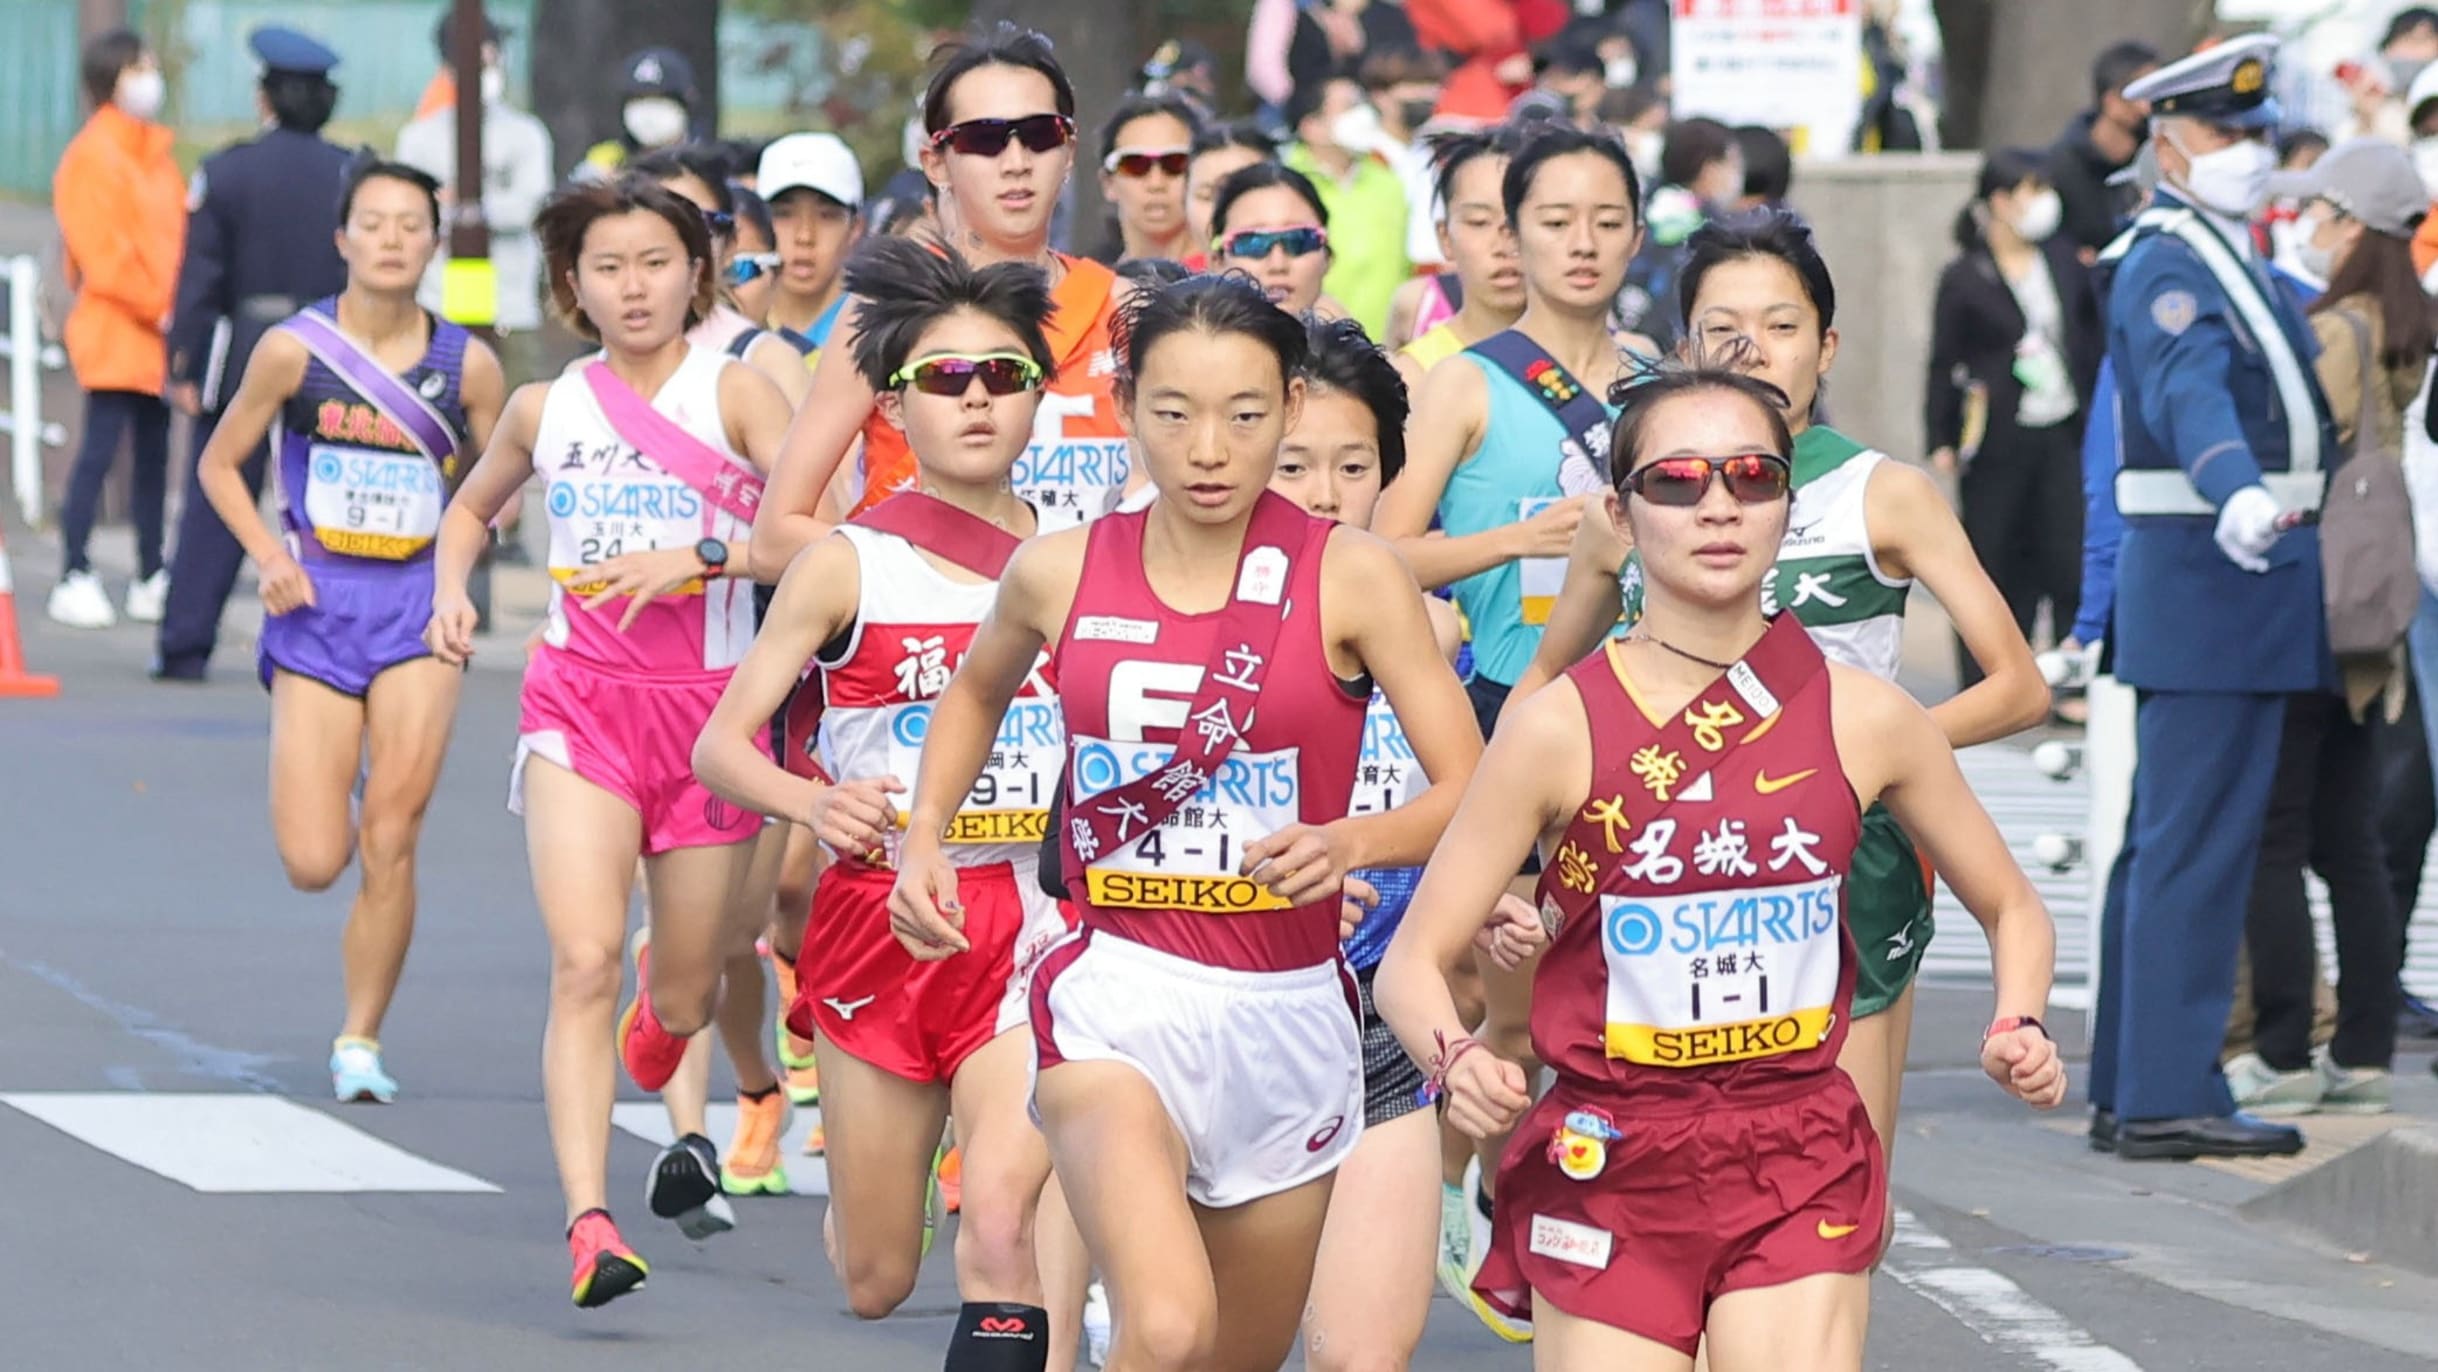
[891,274,1487,1372]
[1376,362,2065,1370]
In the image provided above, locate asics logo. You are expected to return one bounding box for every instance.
[1753,768,1817,795]
[1305,1115,1346,1153]
[823,995,877,1020]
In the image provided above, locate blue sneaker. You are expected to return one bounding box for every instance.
[331,1037,398,1104]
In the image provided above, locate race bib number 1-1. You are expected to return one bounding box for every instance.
[1601,874,1842,1067]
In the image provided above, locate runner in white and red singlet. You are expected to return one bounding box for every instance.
[889,274,1495,1370]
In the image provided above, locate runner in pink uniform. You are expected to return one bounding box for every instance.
[425,175,796,1309]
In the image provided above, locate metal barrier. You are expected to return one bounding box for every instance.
[0,254,65,526]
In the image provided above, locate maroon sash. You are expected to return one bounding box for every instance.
[1541,614,1827,931]
[852,492,1022,580]
[583,361,764,526]
[1059,491,1314,893]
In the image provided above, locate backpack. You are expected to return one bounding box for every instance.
[2322,310,2419,657]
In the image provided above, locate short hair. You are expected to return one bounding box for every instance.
[1211,161,1330,239]
[1503,123,1643,226]
[534,176,718,341]
[1285,75,1354,135]
[842,237,1059,394]
[2385,7,2438,50]
[1957,146,2050,249]
[1660,117,1737,192]
[1733,125,1793,204]
[264,71,340,134]
[80,28,145,109]
[1301,315,1410,485]
[1535,27,1607,80]
[1113,272,1311,403]
[627,146,737,217]
[2277,128,2330,167]
[922,21,1076,136]
[1357,44,1446,93]
[1098,92,1204,168]
[2091,40,2161,102]
[338,156,442,232]
[1427,123,1531,225]
[1677,207,1838,334]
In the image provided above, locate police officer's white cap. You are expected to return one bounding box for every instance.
[2123,33,2281,131]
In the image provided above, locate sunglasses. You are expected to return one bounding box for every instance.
[1619,453,1792,507]
[726,252,781,286]
[888,352,1046,397]
[1219,225,1329,260]
[1105,147,1191,178]
[931,113,1076,159]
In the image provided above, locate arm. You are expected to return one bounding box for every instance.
[1503,505,1628,721]
[691,537,872,837]
[426,382,545,664]
[1245,0,1298,108]
[2305,308,2360,449]
[1384,276,1425,352]
[167,165,230,391]
[745,333,815,411]
[748,303,876,581]
[56,145,179,323]
[1923,263,1969,465]
[719,354,798,475]
[196,330,311,610]
[1870,461,2050,743]
[2071,361,2122,647]
[2115,251,2267,506]
[456,337,509,459]
[1374,354,1576,588]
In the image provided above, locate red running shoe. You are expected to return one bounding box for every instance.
[568,1208,648,1309]
[616,932,687,1093]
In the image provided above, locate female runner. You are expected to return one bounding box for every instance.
[1389,127,1529,388]
[629,146,815,409]
[1377,361,2065,1372]
[425,175,796,1307]
[1182,122,1278,271]
[749,21,1134,580]
[1097,92,1202,264]
[196,157,503,1104]
[1512,210,2050,1196]
[1209,161,1339,317]
[891,275,1490,1372]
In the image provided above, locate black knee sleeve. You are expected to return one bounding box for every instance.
[944,1302,1049,1372]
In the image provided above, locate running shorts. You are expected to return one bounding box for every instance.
[1464,674,1541,876]
[791,860,1074,1084]
[257,562,435,697]
[1849,802,1936,1018]
[511,648,764,855]
[1358,964,1427,1129]
[1473,1075,1886,1354]
[1031,928,1366,1209]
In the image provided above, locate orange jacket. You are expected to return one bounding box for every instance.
[53,104,186,395]
[2415,207,2438,281]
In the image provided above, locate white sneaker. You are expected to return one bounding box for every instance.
[123,569,168,624]
[46,570,116,629]
[2313,1046,2392,1115]
[2224,1050,2322,1116]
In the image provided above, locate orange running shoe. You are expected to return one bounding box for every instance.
[802,1120,826,1157]
[722,1090,791,1196]
[568,1209,648,1309]
[617,932,687,1093]
[768,944,821,1105]
[936,1144,962,1215]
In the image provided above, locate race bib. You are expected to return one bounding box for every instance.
[1517,496,1567,626]
[1349,696,1426,818]
[1015,392,1130,533]
[889,697,1061,845]
[304,443,443,559]
[1600,873,1841,1067]
[1068,733,1302,913]
[544,474,705,596]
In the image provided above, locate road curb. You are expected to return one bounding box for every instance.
[2239,1125,2438,1275]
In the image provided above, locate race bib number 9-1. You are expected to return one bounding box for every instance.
[889,697,1062,845]
[304,444,443,559]
[1601,873,1841,1067]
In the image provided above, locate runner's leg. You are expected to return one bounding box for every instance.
[716,826,784,1094]
[1303,1109,1439,1370]
[344,658,461,1040]
[1035,1172,1093,1370]
[1197,1176,1335,1372]
[1528,1300,1696,1372]
[268,669,364,893]
[817,1039,950,1317]
[948,1030,1052,1302]
[1701,1272,1870,1372]
[640,840,760,1041]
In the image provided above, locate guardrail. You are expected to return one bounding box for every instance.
[0,254,66,526]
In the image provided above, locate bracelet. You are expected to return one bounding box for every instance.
[1984,1015,2050,1042]
[1424,1029,1485,1104]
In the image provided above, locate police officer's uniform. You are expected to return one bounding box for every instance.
[2087,35,2336,1158]
[154,27,351,681]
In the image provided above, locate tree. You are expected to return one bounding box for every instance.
[1933,0,2209,151]
[530,0,722,178]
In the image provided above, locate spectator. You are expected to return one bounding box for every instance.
[1246,0,1300,117]
[1927,148,2101,688]
[1598,81,1669,186]
[577,47,698,181]
[2051,40,2161,260]
[1288,0,1421,113]
[394,11,554,377]
[1282,76,1412,335]
[1616,116,1740,351]
[1357,46,1451,268]
[47,27,185,630]
[1734,124,1794,212]
[1140,37,1221,125]
[2382,7,2438,100]
[1184,122,1279,267]
[1094,92,1202,264]
[1525,24,1608,126]
[2264,129,2331,279]
[2334,57,2411,148]
[1408,0,1563,126]
[2404,65,2438,281]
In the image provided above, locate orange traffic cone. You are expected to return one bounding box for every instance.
[0,524,60,698]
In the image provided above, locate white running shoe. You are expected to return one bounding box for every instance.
[1082,1281,1112,1368]
[46,570,116,629]
[2224,1050,2322,1117]
[123,569,168,624]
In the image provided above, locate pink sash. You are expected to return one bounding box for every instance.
[853,492,1021,580]
[583,361,764,527]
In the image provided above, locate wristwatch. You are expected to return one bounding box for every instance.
[1984,1015,2050,1042]
[695,537,729,577]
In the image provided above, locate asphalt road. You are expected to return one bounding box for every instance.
[3,550,2436,1371]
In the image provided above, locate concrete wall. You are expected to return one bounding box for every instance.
[1790,152,1982,467]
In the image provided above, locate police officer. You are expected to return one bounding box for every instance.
[153,27,350,682]
[2089,34,2333,1161]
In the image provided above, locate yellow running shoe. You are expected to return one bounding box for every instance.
[720,1090,790,1196]
[802,1121,826,1157]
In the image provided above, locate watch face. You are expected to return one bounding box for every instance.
[696,538,728,566]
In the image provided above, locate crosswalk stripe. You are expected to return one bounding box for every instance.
[0,1092,500,1193]
[609,1102,830,1196]
[1884,1207,2146,1371]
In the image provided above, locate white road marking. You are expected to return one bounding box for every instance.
[0,1092,499,1193]
[609,1101,829,1196]
[1883,1207,2144,1372]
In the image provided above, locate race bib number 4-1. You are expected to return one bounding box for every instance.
[544,475,705,596]
[1601,874,1841,1067]
[1068,733,1302,913]
[304,444,443,559]
[1517,496,1566,626]
[889,697,1062,845]
[1016,392,1130,534]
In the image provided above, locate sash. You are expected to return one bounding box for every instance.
[281,309,459,468]
[1058,491,1313,896]
[583,361,765,526]
[1541,614,1828,934]
[853,492,1022,580]
[1471,329,1615,488]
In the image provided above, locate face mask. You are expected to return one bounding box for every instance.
[1625,128,1665,184]
[2294,230,2335,282]
[2170,131,2274,218]
[115,69,165,121]
[1397,96,1438,133]
[1328,102,1383,154]
[2011,188,2062,242]
[2416,138,2438,197]
[2395,58,2432,96]
[623,96,688,149]
[1605,55,1637,88]
[479,65,507,105]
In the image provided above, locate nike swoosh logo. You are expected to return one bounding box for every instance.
[822,995,877,1020]
[1754,768,1819,795]
[1817,1220,1860,1240]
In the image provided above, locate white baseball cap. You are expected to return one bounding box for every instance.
[758,133,865,209]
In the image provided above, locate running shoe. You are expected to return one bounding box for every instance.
[2313,1047,2392,1115]
[568,1209,648,1309]
[617,931,688,1093]
[721,1090,791,1195]
[123,569,168,624]
[922,1158,942,1259]
[647,1132,737,1241]
[2224,1051,2322,1117]
[1440,1162,1533,1343]
[935,1144,963,1215]
[768,943,821,1105]
[802,1121,827,1157]
[1082,1281,1113,1368]
[329,1036,398,1104]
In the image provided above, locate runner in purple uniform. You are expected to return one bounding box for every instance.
[195,158,506,1103]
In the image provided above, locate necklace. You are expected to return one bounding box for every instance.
[1630,632,1740,672]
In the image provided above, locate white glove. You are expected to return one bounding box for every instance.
[2214,484,2282,573]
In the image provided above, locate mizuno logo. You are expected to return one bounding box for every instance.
[1754,768,1818,795]
[822,995,877,1020]
[1817,1220,1860,1240]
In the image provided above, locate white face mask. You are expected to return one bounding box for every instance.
[623,97,688,149]
[115,69,165,121]
[2011,188,2062,242]
[1605,55,1638,88]
[2415,138,2438,199]
[1625,128,1665,183]
[479,65,506,105]
[2169,129,2275,218]
[1328,102,1383,154]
